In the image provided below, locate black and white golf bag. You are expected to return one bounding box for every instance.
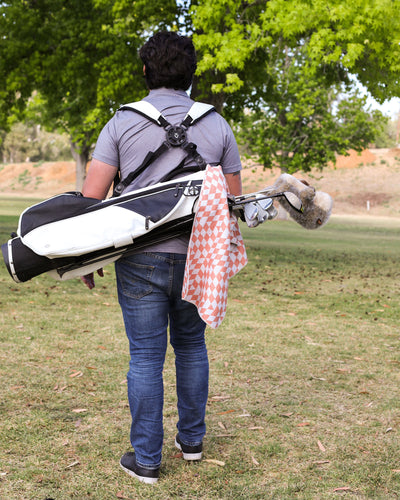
[2,101,215,283]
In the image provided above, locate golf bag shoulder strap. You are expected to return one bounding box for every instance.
[119,100,169,127]
[120,101,215,128]
[113,101,215,197]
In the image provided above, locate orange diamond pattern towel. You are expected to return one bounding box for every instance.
[182,165,248,328]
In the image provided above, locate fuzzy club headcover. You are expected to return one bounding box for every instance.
[270,173,333,229]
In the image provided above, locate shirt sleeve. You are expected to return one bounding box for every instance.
[91,117,120,167]
[219,118,242,175]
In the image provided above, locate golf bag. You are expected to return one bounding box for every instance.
[2,100,217,283]
[2,171,204,282]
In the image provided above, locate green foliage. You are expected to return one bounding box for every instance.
[234,56,387,173]
[373,118,398,148]
[192,0,400,104]
[0,0,178,151]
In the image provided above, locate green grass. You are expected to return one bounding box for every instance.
[0,195,45,216]
[1,202,400,499]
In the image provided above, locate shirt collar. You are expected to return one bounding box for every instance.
[148,87,190,99]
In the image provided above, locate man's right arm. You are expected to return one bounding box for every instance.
[80,158,117,289]
[224,171,242,197]
[82,158,118,200]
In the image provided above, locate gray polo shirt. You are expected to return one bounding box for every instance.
[92,87,242,253]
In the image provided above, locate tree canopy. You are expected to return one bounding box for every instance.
[0,0,177,187]
[191,0,400,108]
[0,0,399,186]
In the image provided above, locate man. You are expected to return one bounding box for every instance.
[82,31,242,484]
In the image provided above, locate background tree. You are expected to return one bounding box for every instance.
[190,0,399,171]
[0,0,179,189]
[0,0,399,187]
[191,0,400,108]
[233,46,387,173]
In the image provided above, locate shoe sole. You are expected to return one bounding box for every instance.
[119,461,158,484]
[175,437,203,461]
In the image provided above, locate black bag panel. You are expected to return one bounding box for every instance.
[19,193,100,237]
[2,238,69,283]
[117,188,184,223]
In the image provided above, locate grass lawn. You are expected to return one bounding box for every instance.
[1,201,400,499]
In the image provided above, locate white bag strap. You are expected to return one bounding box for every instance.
[113,100,215,196]
[120,101,215,129]
[181,102,215,127]
[120,101,168,127]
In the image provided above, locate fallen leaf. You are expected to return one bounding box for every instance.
[218,422,226,430]
[217,410,235,415]
[116,493,135,500]
[333,486,351,492]
[204,459,225,467]
[66,460,80,469]
[317,440,326,452]
[248,426,264,430]
[69,371,83,378]
[385,427,393,433]
[297,422,310,427]
[72,408,87,413]
[251,456,260,466]
[280,412,294,418]
[313,460,330,465]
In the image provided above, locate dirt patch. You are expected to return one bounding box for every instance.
[333,149,377,169]
[0,161,76,197]
[241,148,400,218]
[345,192,392,207]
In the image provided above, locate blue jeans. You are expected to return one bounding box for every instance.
[115,252,208,469]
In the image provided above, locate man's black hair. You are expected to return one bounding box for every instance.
[139,32,197,91]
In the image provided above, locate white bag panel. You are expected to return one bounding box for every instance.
[19,170,204,258]
[21,182,200,258]
[21,206,148,257]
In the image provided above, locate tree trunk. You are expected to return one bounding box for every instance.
[190,74,225,114]
[70,142,90,191]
